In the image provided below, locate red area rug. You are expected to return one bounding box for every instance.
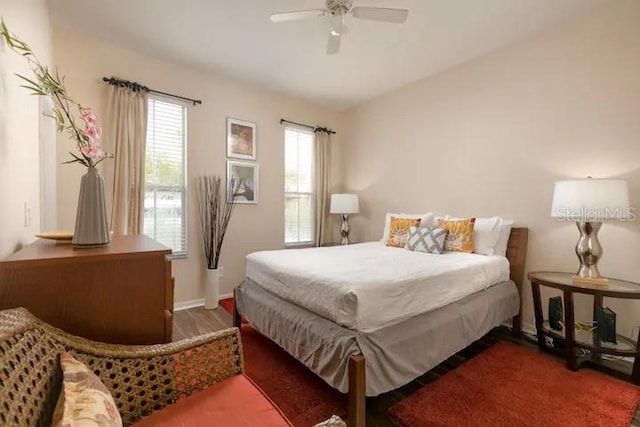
[220,298,247,323]
[220,298,346,425]
[219,298,235,317]
[389,341,640,427]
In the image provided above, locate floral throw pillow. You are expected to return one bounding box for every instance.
[438,218,476,253]
[52,353,123,427]
[386,216,422,247]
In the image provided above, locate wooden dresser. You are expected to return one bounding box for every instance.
[0,235,174,344]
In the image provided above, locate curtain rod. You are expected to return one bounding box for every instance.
[280,118,336,135]
[102,76,202,106]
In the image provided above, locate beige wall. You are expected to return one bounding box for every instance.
[342,0,640,337]
[52,27,344,303]
[0,0,52,258]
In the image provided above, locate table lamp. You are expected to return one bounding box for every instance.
[330,194,359,245]
[551,178,630,285]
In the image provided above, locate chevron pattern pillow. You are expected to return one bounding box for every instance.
[405,226,447,254]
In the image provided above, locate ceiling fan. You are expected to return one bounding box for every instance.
[270,0,409,55]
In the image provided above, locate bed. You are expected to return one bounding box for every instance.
[234,228,528,427]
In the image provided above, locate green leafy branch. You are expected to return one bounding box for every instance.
[1,19,102,168]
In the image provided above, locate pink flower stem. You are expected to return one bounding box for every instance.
[52,91,91,167]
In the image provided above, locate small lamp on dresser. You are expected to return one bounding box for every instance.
[330,194,359,245]
[550,177,631,285]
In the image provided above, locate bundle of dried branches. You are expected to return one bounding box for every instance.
[194,176,236,269]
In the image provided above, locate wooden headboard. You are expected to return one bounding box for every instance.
[506,227,528,338]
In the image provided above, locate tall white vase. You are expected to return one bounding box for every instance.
[204,268,220,309]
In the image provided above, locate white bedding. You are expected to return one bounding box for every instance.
[246,242,510,332]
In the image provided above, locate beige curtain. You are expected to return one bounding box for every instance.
[314,130,331,246]
[107,86,148,235]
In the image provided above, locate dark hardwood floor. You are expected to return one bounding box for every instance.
[172,306,231,341]
[174,306,640,427]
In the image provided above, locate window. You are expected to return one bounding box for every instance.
[144,96,187,256]
[285,126,315,246]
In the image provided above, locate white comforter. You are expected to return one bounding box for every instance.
[246,242,510,332]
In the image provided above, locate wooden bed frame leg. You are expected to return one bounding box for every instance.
[512,314,522,339]
[348,354,366,427]
[232,289,242,328]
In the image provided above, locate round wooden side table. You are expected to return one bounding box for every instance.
[528,271,640,384]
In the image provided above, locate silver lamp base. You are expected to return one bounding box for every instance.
[573,221,608,285]
[340,214,350,245]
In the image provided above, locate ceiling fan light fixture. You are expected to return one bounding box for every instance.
[327,0,353,16]
[271,0,410,55]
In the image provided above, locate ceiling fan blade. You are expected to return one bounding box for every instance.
[270,9,327,23]
[330,14,343,36]
[327,32,341,55]
[351,7,409,23]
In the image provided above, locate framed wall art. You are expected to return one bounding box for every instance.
[226,118,256,160]
[227,161,258,204]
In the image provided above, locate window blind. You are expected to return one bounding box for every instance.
[144,96,187,255]
[284,126,315,246]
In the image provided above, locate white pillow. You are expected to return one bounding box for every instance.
[493,220,514,257]
[443,216,504,256]
[474,217,504,256]
[380,213,435,243]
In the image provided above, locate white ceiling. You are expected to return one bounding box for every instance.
[49,0,602,110]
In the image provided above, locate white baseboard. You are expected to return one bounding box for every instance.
[173,293,234,312]
[522,322,536,336]
[173,298,204,311]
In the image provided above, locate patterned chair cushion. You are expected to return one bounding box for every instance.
[438,218,476,253]
[386,216,422,247]
[52,353,123,427]
[405,227,448,254]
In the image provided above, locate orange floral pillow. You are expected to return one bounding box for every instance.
[438,218,476,253]
[386,216,422,247]
[52,353,123,427]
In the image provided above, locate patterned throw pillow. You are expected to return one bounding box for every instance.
[438,218,476,253]
[52,353,123,427]
[405,227,448,254]
[386,216,422,247]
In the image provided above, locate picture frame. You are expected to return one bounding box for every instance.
[226,117,256,160]
[227,161,259,204]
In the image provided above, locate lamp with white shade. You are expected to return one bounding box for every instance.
[551,178,630,285]
[330,194,359,245]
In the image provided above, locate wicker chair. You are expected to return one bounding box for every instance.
[0,307,245,426]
